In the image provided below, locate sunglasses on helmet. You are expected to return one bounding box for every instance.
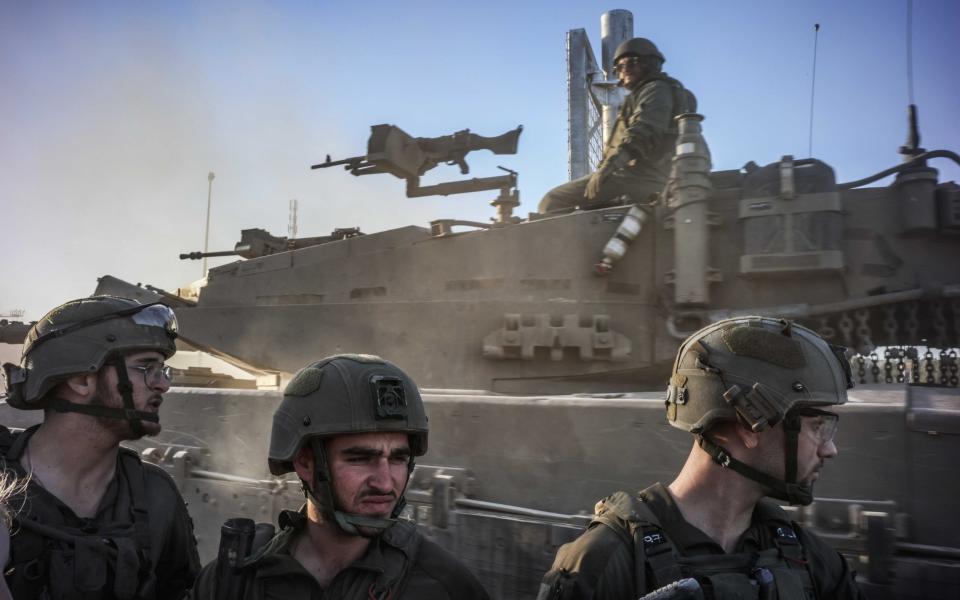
[27,302,178,354]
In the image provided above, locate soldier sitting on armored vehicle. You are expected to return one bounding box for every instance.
[538,37,695,214]
[537,317,865,600]
[190,354,489,600]
[0,296,201,599]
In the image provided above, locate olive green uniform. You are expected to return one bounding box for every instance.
[538,73,691,214]
[1,425,201,599]
[189,509,489,600]
[537,483,865,600]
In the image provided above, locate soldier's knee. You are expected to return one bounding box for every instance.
[538,190,564,214]
[539,183,583,214]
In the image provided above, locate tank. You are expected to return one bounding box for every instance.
[90,127,960,396]
[3,31,960,600]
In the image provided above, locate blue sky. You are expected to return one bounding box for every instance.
[1,0,958,320]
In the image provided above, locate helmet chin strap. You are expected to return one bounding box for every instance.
[48,355,154,436]
[697,422,813,506]
[304,438,414,536]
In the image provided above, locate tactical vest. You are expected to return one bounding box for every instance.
[591,491,817,600]
[214,511,423,600]
[0,426,157,600]
[605,73,696,166]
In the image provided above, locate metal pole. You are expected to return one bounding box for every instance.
[807,24,820,158]
[567,29,591,180]
[202,171,215,277]
[600,10,633,146]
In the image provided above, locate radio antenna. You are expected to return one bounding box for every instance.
[901,0,923,157]
[906,0,915,107]
[807,23,820,158]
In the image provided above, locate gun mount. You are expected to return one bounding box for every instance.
[179,226,363,261]
[313,124,523,224]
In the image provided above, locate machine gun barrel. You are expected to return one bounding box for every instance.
[310,153,366,170]
[179,250,242,260]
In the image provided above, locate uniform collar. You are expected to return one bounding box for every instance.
[640,482,765,555]
[627,70,668,93]
[252,508,413,582]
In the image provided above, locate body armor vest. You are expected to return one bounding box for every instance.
[593,491,817,600]
[1,426,156,600]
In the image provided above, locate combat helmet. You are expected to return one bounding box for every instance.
[665,316,853,504]
[613,37,665,64]
[269,354,429,535]
[2,296,178,435]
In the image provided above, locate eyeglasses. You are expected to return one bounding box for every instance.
[795,408,840,444]
[127,362,174,387]
[613,57,643,74]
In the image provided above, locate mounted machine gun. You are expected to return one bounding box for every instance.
[313,124,524,226]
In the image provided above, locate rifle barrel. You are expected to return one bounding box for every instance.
[311,155,364,170]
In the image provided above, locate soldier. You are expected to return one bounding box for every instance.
[0,472,19,600]
[189,354,489,599]
[538,37,695,214]
[537,317,865,599]
[0,296,201,599]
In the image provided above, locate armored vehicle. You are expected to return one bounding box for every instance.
[3,113,949,599]
[3,12,960,600]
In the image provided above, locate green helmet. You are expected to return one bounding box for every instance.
[268,354,428,535]
[2,296,178,433]
[613,37,665,64]
[665,316,852,505]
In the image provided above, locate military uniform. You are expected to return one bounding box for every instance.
[2,425,200,600]
[538,483,864,600]
[538,72,692,214]
[189,508,489,600]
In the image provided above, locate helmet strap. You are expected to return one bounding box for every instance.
[783,414,800,487]
[302,438,410,536]
[781,413,812,505]
[47,355,157,432]
[109,354,146,437]
[697,434,812,505]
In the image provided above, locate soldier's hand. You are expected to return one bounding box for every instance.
[584,162,612,201]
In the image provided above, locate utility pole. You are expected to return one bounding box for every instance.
[288,198,299,239]
[202,171,216,277]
